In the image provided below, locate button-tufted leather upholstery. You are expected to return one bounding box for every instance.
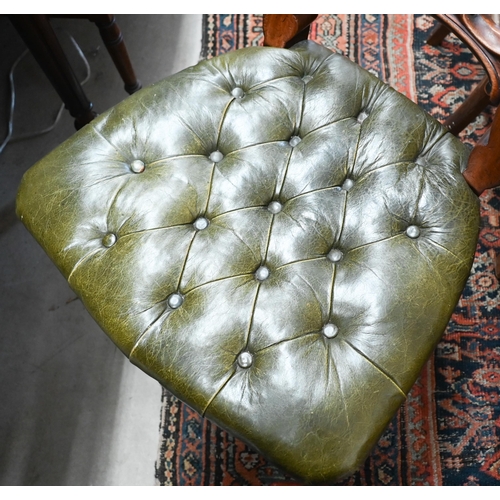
[16,41,480,484]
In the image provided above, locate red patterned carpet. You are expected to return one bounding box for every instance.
[155,14,500,485]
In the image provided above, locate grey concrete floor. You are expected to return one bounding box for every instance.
[0,14,202,485]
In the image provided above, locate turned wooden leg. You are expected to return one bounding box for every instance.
[89,15,141,94]
[444,76,491,135]
[8,14,97,130]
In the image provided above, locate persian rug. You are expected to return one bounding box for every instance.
[155,14,500,486]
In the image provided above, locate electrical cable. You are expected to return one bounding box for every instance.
[0,33,91,156]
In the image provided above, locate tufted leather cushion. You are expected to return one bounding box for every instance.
[17,41,480,483]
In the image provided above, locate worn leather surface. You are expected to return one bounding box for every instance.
[16,41,480,483]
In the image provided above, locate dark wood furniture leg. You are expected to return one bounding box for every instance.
[8,14,97,130]
[90,15,141,94]
[50,14,142,95]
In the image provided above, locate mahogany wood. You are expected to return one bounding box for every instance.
[263,15,318,48]
[462,14,500,56]
[463,104,500,195]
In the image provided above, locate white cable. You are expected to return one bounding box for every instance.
[0,33,91,155]
[0,49,26,155]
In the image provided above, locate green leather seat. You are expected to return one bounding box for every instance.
[16,41,480,484]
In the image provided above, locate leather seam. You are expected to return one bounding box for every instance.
[183,272,254,296]
[342,339,407,398]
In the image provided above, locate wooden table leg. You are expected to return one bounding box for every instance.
[8,14,97,130]
[88,15,141,94]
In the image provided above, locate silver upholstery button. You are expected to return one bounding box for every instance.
[193,217,209,231]
[102,233,117,247]
[130,159,145,173]
[209,151,224,162]
[322,323,339,339]
[406,225,421,239]
[342,178,355,191]
[231,87,245,98]
[327,248,343,263]
[415,153,426,165]
[237,351,253,368]
[289,136,301,147]
[302,75,313,83]
[357,110,369,123]
[255,266,270,281]
[267,201,282,214]
[167,293,184,309]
